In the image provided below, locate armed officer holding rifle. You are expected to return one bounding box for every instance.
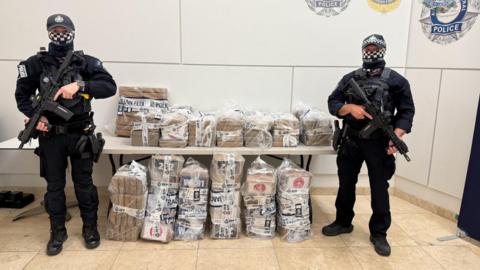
[14,14,116,256]
[322,34,415,256]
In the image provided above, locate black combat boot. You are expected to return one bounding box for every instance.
[321,221,354,236]
[47,227,68,256]
[82,224,100,249]
[370,235,391,256]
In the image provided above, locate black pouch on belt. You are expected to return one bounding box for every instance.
[75,132,104,163]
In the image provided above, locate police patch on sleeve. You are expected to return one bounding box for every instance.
[17,64,28,79]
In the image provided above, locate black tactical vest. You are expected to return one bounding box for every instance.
[349,68,393,113]
[344,68,394,132]
[37,49,91,120]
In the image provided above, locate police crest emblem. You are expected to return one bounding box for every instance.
[305,0,352,17]
[367,0,401,13]
[420,0,480,44]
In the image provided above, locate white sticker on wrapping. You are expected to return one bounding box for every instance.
[17,64,28,78]
[112,204,145,219]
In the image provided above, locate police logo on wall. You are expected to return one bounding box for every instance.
[420,0,480,44]
[368,0,401,13]
[305,0,352,17]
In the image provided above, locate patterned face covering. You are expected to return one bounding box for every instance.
[48,30,75,46]
[362,48,386,63]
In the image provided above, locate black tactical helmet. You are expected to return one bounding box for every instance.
[46,14,75,32]
[362,34,386,50]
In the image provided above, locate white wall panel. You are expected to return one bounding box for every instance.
[0,0,181,63]
[429,70,480,198]
[406,1,480,69]
[181,0,411,66]
[396,68,441,186]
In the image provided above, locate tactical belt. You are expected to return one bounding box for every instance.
[345,124,384,140]
[49,118,93,135]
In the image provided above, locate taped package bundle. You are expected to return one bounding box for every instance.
[106,161,148,241]
[174,158,210,241]
[141,155,185,243]
[115,96,168,137]
[241,157,276,239]
[276,158,312,242]
[130,113,161,147]
[216,106,245,147]
[272,113,300,147]
[188,112,216,147]
[244,112,273,148]
[159,111,189,148]
[209,153,245,239]
[293,103,333,146]
[119,86,168,100]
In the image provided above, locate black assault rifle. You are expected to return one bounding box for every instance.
[347,78,411,162]
[17,51,75,148]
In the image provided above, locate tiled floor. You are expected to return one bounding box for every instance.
[1,194,479,270]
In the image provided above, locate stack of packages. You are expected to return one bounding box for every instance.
[241,157,276,239]
[209,153,245,239]
[293,103,334,146]
[216,107,245,147]
[244,112,274,148]
[272,113,300,147]
[115,86,169,137]
[188,112,216,147]
[130,112,161,146]
[106,161,148,241]
[174,158,210,240]
[158,111,189,148]
[276,158,312,242]
[141,155,185,242]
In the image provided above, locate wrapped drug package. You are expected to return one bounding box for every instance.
[241,157,276,239]
[106,161,148,241]
[188,112,216,147]
[174,158,210,240]
[130,113,161,147]
[272,113,300,147]
[209,153,245,239]
[141,155,185,242]
[244,112,273,148]
[115,94,168,137]
[216,107,245,147]
[119,86,168,100]
[159,111,189,148]
[293,103,333,146]
[276,158,312,242]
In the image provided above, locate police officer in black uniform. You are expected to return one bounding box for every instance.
[14,14,116,256]
[322,34,414,256]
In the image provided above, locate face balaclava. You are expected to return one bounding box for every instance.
[362,34,386,74]
[46,14,75,58]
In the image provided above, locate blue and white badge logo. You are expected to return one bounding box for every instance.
[305,0,352,17]
[420,0,480,44]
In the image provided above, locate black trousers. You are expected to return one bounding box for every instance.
[37,133,99,228]
[335,136,396,237]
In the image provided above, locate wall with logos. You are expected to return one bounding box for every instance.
[396,1,480,213]
[0,0,478,215]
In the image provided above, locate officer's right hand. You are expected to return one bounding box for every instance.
[37,116,49,132]
[348,104,373,120]
[25,116,49,132]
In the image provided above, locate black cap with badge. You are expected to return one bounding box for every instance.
[46,14,75,32]
[362,34,386,50]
